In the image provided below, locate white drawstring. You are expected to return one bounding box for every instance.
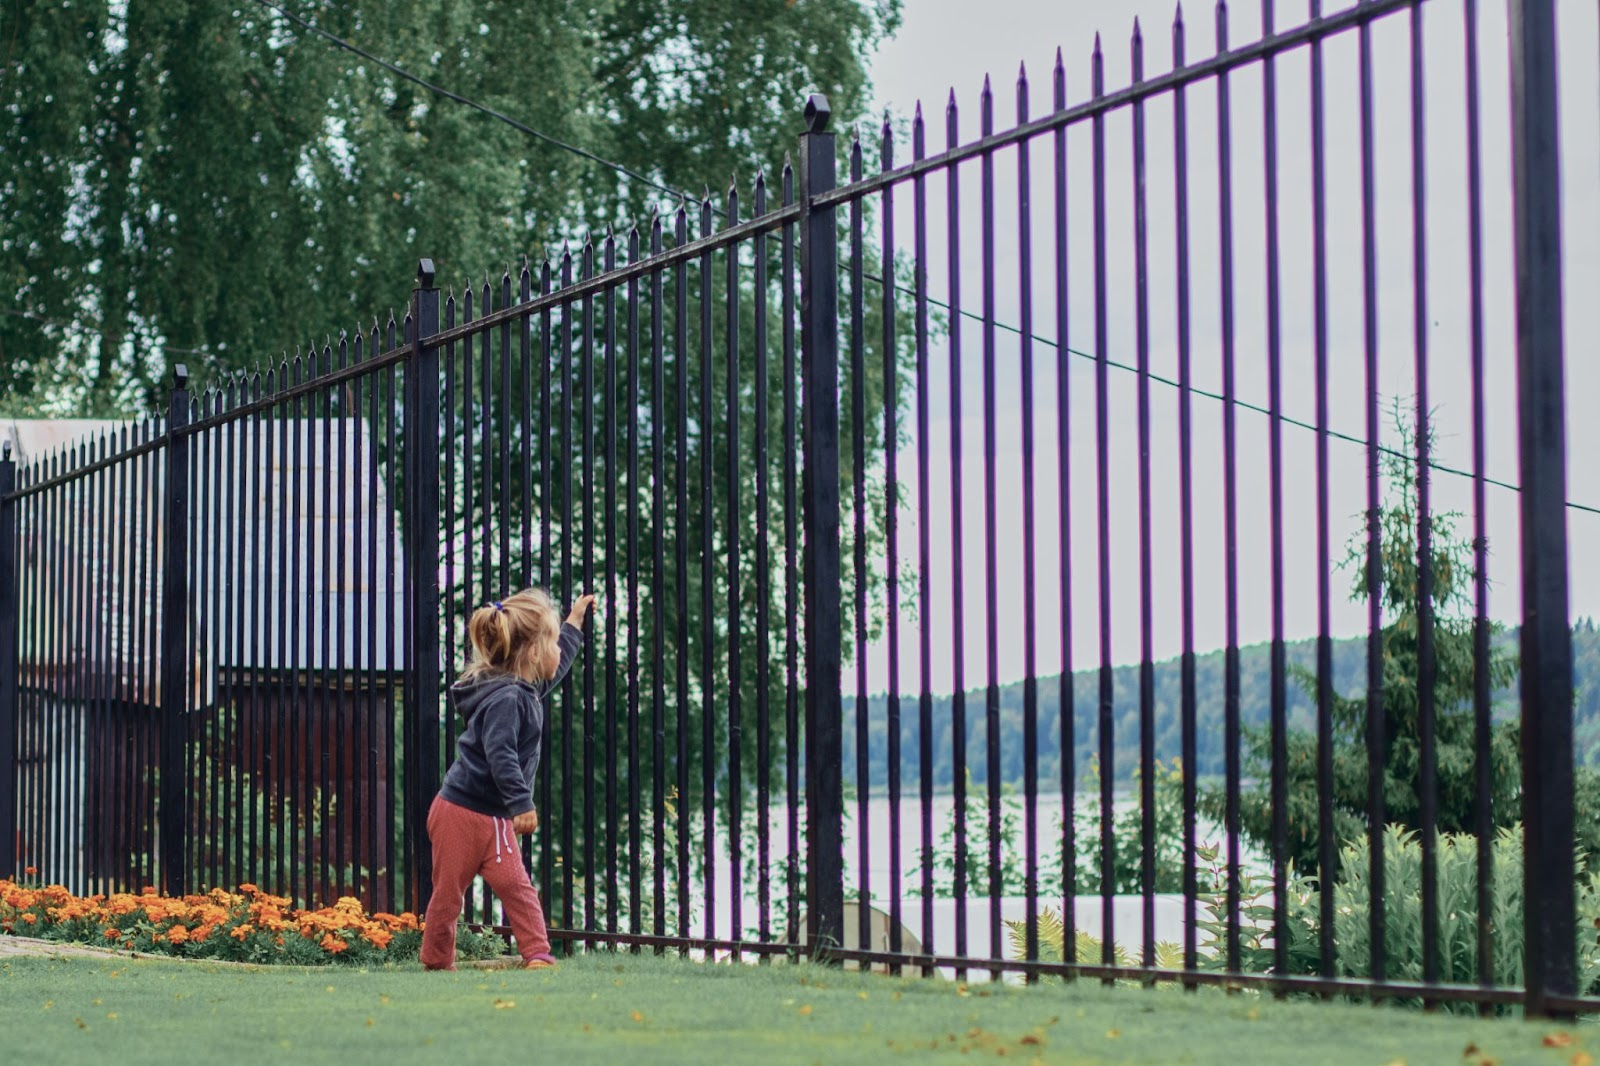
[494,818,511,863]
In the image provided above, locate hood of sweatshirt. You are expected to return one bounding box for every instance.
[450,672,538,726]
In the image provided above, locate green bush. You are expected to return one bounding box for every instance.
[1195,825,1600,1009]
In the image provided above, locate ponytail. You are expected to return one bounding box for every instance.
[461,589,560,682]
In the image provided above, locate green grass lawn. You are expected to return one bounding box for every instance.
[0,950,1594,1065]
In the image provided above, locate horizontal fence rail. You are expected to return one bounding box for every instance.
[1,0,1592,1017]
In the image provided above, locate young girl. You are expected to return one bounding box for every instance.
[420,587,595,971]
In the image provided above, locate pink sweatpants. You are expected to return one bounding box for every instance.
[420,795,554,969]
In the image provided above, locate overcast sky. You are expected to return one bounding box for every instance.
[842,0,1600,695]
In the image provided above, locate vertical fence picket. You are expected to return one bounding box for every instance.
[799,93,844,957]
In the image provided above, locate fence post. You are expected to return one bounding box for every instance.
[160,365,191,897]
[0,443,17,879]
[1508,0,1574,1019]
[797,94,845,959]
[407,260,443,911]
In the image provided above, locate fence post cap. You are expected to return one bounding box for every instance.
[173,364,189,390]
[417,258,437,288]
[804,94,832,133]
[2,440,10,460]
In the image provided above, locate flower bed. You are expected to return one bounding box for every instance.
[0,871,504,966]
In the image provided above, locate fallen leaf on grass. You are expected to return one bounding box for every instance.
[799,1005,814,1016]
[74,1018,86,1030]
[631,1010,645,1023]
[493,999,516,1010]
[1547,1034,1577,1049]
[365,1018,374,1028]
[1020,1034,1044,1047]
[379,995,391,1005]
[1572,1053,1594,1066]
[1106,1030,1120,1040]
[1381,1059,1406,1066]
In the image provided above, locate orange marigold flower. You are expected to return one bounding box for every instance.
[367,930,393,951]
[238,883,259,896]
[166,925,190,945]
[103,928,121,940]
[141,886,158,896]
[21,913,37,925]
[229,924,253,941]
[275,935,285,947]
[319,934,348,954]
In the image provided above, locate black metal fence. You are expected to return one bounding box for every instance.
[1,0,1593,1016]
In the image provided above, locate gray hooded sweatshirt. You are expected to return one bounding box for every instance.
[437,622,583,819]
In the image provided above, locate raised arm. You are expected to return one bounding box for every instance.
[537,595,595,696]
[537,621,585,697]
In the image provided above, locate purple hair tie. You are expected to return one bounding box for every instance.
[492,601,503,611]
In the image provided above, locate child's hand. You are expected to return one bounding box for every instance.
[512,810,539,836]
[566,594,597,628]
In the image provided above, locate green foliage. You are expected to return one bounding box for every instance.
[1,1,900,411]
[1002,906,1185,974]
[1195,825,1600,1009]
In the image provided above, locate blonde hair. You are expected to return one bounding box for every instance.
[461,587,561,682]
